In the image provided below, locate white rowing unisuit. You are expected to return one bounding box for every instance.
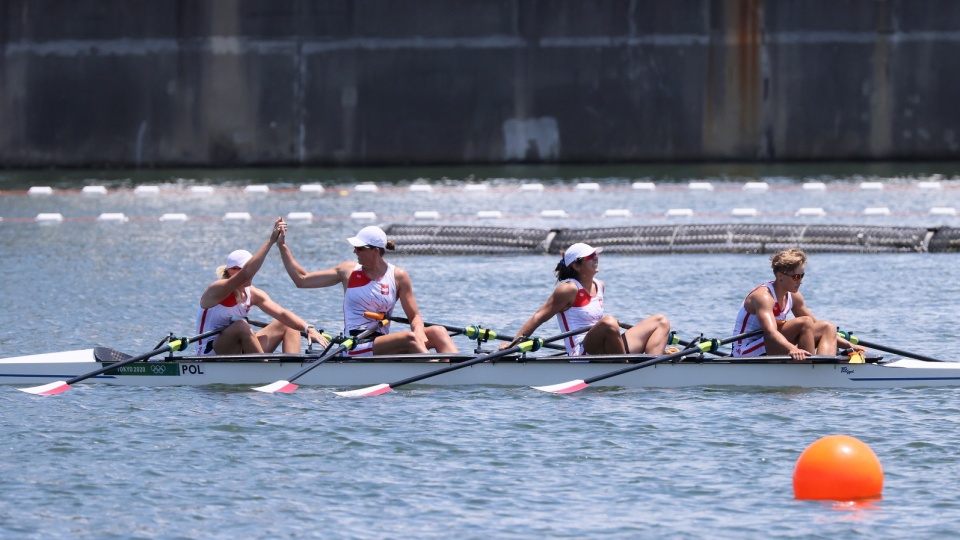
[731,281,793,356]
[195,287,252,355]
[555,278,605,356]
[342,263,397,357]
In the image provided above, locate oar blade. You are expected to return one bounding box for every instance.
[532,379,589,394]
[333,383,392,398]
[18,381,72,395]
[251,380,298,394]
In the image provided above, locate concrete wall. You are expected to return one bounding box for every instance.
[1,0,958,167]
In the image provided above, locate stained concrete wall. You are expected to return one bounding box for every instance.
[1,0,958,167]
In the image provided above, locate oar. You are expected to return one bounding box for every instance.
[251,313,385,393]
[18,328,225,395]
[334,325,594,397]
[532,328,764,394]
[838,330,946,362]
[387,316,566,351]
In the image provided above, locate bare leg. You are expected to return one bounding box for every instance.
[213,319,264,354]
[764,317,815,355]
[812,320,838,355]
[623,314,671,354]
[255,320,299,353]
[581,316,625,354]
[424,326,459,353]
[372,331,429,354]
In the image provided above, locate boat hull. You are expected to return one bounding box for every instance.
[3,348,960,389]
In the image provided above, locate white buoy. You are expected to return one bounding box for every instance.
[82,186,108,195]
[688,182,714,191]
[742,182,769,191]
[159,213,189,222]
[859,181,884,190]
[476,210,503,218]
[414,210,440,220]
[300,184,325,193]
[355,183,379,193]
[28,186,54,195]
[286,212,313,222]
[802,182,827,191]
[540,209,568,217]
[97,213,128,222]
[631,182,656,191]
[575,182,600,191]
[134,185,160,195]
[464,184,489,192]
[36,213,64,222]
[863,207,891,216]
[929,207,958,216]
[795,207,826,217]
[520,183,545,192]
[732,208,758,217]
[223,212,252,221]
[190,186,215,194]
[602,209,632,217]
[350,211,378,220]
[244,185,270,194]
[918,181,942,190]
[666,208,694,217]
[409,184,433,193]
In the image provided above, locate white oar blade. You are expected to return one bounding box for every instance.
[18,381,72,395]
[251,380,298,394]
[333,383,392,398]
[532,379,589,394]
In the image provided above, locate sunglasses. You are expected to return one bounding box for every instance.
[354,245,378,252]
[782,271,805,282]
[577,252,598,262]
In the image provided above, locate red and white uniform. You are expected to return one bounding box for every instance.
[195,287,252,356]
[342,264,397,356]
[555,279,605,356]
[731,282,793,356]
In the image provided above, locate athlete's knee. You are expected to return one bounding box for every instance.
[597,316,621,335]
[650,313,670,330]
[815,320,837,336]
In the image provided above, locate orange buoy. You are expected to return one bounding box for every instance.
[793,435,883,501]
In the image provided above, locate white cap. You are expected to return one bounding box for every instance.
[347,226,387,249]
[562,243,603,266]
[225,249,252,269]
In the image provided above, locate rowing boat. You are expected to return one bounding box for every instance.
[3,346,960,389]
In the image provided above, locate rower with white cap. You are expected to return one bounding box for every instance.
[277,224,458,356]
[502,242,672,356]
[196,217,327,356]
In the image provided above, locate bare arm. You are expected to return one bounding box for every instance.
[501,282,578,349]
[199,217,284,308]
[277,230,349,289]
[395,268,429,346]
[747,291,807,356]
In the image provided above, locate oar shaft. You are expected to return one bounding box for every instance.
[843,335,945,362]
[582,329,763,385]
[285,322,383,384]
[388,316,566,351]
[387,325,592,389]
[67,328,223,385]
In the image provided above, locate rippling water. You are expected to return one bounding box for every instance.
[2,165,960,538]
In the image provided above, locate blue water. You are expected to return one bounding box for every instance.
[2,165,960,538]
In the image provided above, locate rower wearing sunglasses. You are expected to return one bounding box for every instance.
[732,248,852,360]
[502,242,672,356]
[277,224,458,356]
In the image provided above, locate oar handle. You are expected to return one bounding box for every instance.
[582,328,763,385]
[386,325,592,389]
[387,315,566,351]
[66,328,225,385]
[838,330,945,362]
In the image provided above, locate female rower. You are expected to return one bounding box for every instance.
[195,218,327,356]
[502,243,672,356]
[277,224,458,356]
[731,248,852,360]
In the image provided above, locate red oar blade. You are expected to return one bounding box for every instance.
[18,381,72,395]
[333,383,392,398]
[251,380,298,394]
[531,379,589,394]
